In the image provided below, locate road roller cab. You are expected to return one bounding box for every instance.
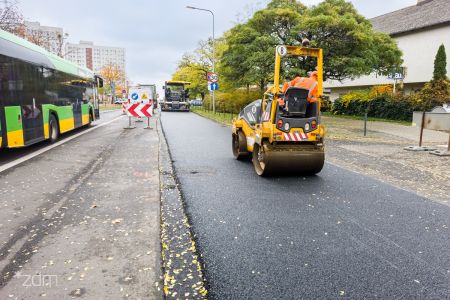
[232,45,325,176]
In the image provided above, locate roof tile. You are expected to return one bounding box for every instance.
[371,0,450,35]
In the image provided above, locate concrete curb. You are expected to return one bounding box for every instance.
[157,117,208,299]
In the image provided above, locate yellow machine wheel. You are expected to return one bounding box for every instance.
[232,131,249,160]
[252,142,269,176]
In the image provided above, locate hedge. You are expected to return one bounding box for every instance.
[331,81,450,121]
[332,95,421,121]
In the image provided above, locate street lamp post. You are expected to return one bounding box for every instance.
[186,6,216,113]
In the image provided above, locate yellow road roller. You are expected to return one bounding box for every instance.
[231,46,325,176]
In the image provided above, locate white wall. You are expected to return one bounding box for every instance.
[325,25,450,96]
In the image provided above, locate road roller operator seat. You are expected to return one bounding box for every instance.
[281,87,310,118]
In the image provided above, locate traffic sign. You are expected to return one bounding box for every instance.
[126,103,153,118]
[209,82,219,91]
[131,92,139,101]
[207,72,219,83]
[276,45,288,57]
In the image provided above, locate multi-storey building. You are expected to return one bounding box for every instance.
[65,41,126,76]
[23,21,65,56]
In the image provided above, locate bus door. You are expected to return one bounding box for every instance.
[22,98,44,144]
[22,65,44,144]
[73,98,82,128]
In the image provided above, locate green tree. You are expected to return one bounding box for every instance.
[296,0,402,81]
[221,0,402,89]
[172,64,208,99]
[172,38,228,99]
[222,0,305,91]
[433,44,447,81]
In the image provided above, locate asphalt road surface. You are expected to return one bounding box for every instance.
[161,112,450,299]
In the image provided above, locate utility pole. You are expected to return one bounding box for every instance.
[186,6,216,113]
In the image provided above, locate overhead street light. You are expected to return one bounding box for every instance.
[186,5,216,113]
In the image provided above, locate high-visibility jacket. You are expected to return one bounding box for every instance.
[281,75,319,104]
[282,76,303,93]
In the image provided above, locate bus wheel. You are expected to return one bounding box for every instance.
[49,114,59,143]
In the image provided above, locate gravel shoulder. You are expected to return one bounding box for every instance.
[323,116,450,204]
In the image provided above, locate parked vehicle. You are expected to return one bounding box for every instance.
[190,99,203,106]
[114,98,127,104]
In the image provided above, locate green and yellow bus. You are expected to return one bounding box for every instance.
[0,29,102,148]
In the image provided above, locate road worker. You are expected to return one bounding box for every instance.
[279,71,319,106]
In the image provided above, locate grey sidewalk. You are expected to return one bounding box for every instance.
[0,115,162,299]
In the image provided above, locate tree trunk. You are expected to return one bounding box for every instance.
[260,80,265,93]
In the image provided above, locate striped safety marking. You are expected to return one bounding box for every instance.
[263,111,270,121]
[283,132,308,141]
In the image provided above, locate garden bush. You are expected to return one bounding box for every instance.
[331,81,450,121]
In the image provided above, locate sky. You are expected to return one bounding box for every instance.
[18,0,417,94]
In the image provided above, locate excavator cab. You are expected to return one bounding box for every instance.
[232,45,325,176]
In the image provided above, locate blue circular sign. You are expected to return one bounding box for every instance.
[131,93,139,101]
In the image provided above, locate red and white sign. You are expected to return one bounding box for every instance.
[207,72,218,83]
[126,103,153,118]
[284,132,308,141]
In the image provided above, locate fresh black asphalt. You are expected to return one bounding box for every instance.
[161,112,450,299]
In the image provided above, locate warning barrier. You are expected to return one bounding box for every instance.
[124,103,154,130]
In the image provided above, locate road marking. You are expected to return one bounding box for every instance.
[0,115,124,174]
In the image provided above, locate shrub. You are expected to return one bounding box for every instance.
[332,85,418,121]
[416,79,450,110]
[203,90,263,113]
[320,97,332,112]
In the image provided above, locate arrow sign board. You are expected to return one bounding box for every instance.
[208,82,219,91]
[207,72,218,83]
[126,103,153,118]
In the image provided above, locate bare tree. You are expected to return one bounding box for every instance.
[25,29,50,48]
[0,0,23,35]
[56,32,69,57]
